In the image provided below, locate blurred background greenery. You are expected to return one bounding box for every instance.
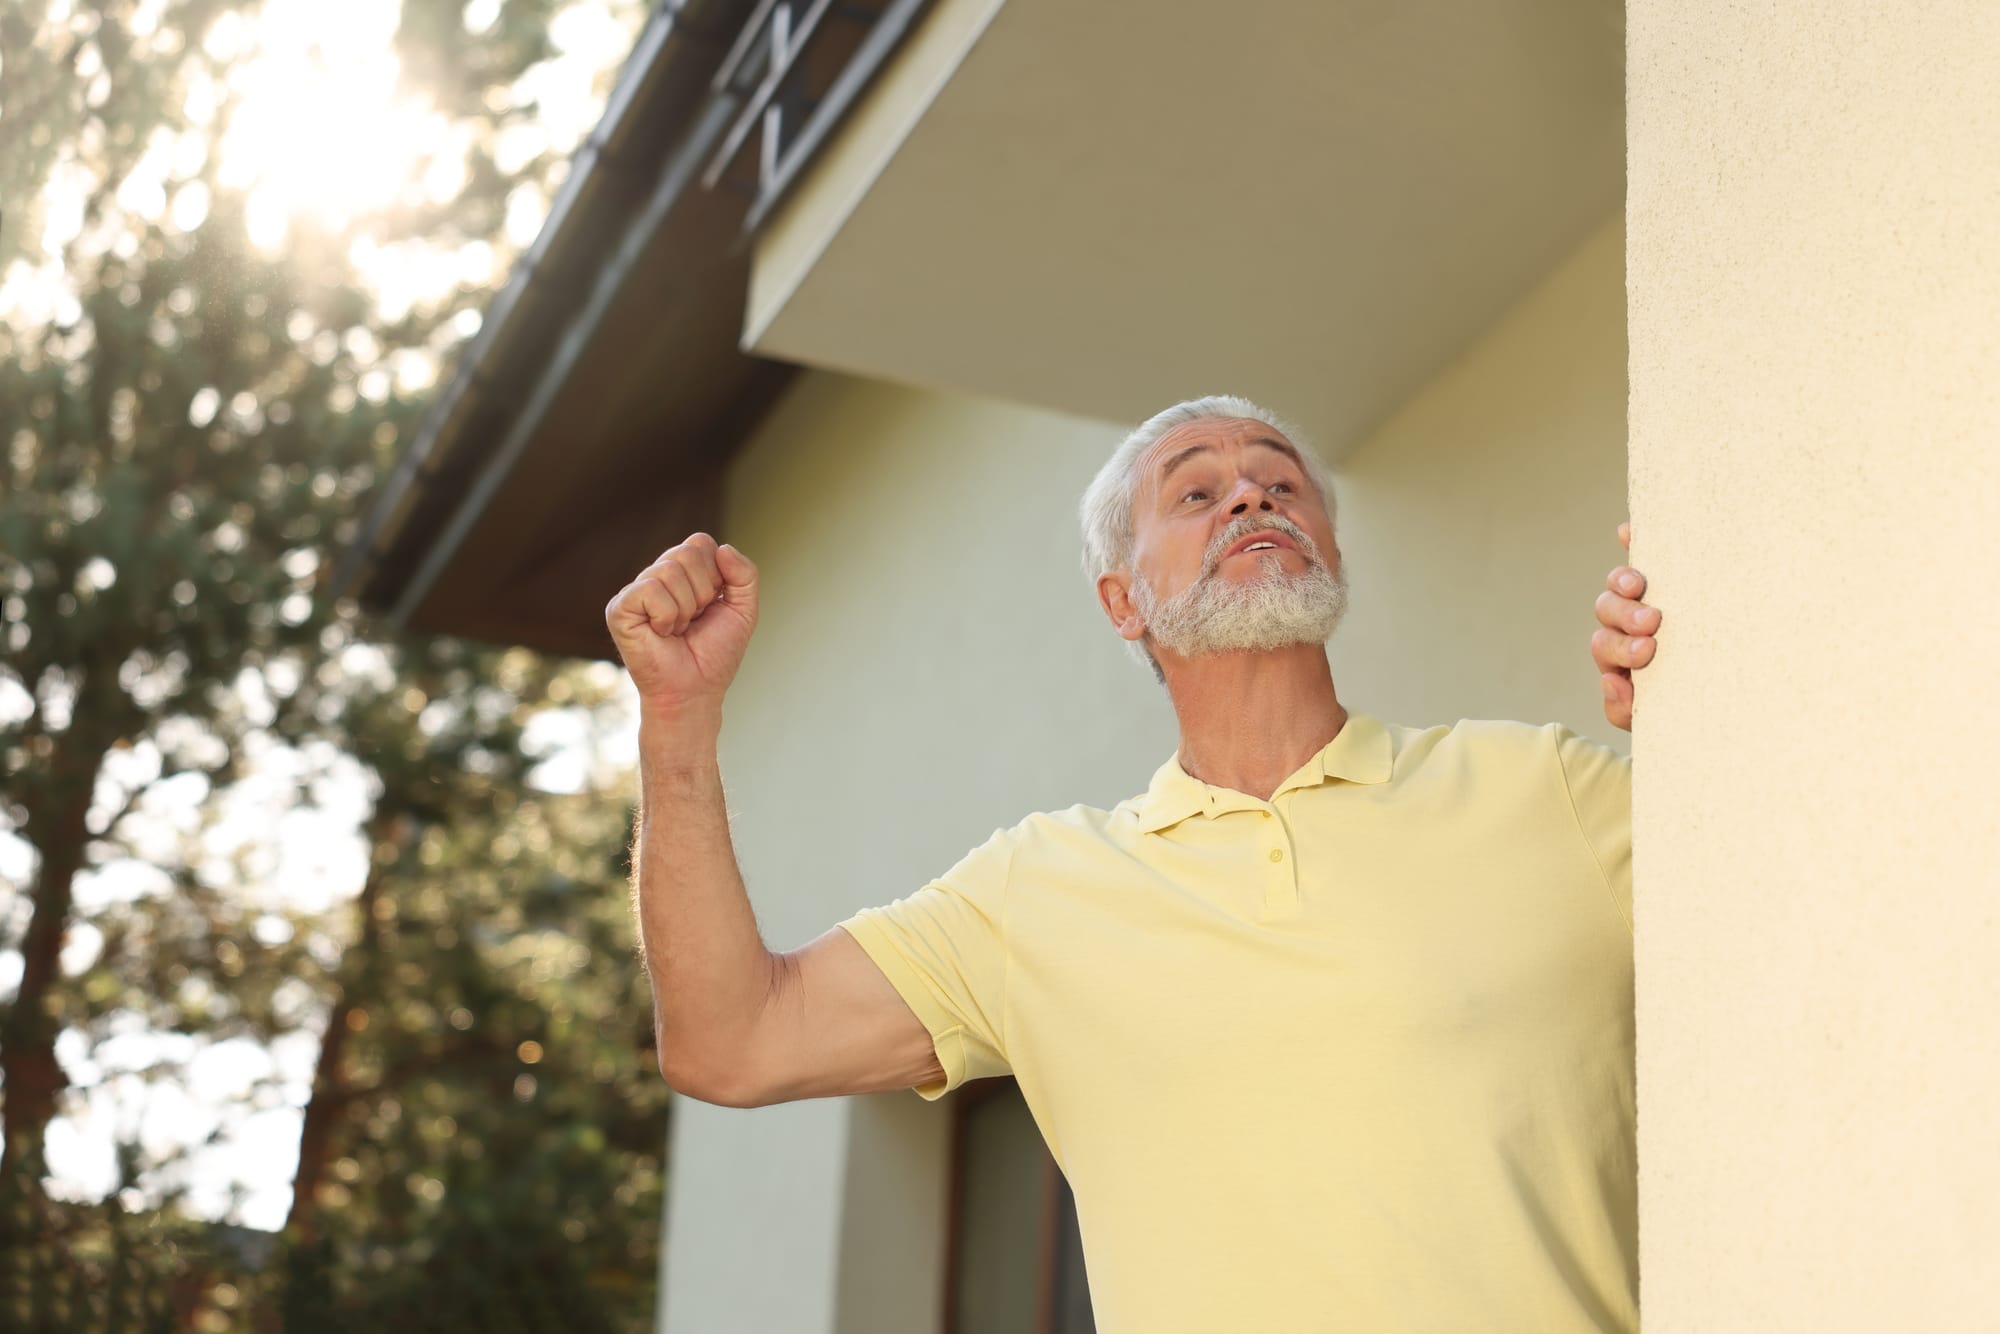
[0,1,671,1329]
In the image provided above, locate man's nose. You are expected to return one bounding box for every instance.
[1226,479,1278,515]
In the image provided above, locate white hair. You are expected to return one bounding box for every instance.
[1080,395,1337,584]
[1078,395,1340,679]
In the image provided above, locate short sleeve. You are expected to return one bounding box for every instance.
[1553,725,1634,934]
[834,827,1013,1100]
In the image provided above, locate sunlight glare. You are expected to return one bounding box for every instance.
[215,0,454,253]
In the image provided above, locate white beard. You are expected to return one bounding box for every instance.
[1133,515,1350,658]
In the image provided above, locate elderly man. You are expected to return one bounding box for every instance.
[606,395,1661,1333]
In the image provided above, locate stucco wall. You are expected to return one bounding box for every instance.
[1627,4,2000,1328]
[656,1098,848,1334]
[660,215,1629,1332]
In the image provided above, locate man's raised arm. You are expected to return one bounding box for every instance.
[606,534,944,1107]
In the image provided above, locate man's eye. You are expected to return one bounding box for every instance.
[1181,490,1208,503]
[1270,481,1294,494]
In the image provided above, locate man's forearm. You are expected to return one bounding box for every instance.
[632,702,775,1094]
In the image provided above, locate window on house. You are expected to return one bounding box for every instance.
[946,1078,1094,1334]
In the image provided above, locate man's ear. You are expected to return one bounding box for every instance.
[1096,570,1147,643]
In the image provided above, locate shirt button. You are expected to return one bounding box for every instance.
[1268,848,1285,863]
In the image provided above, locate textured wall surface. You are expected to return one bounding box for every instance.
[660,214,1630,1329]
[1627,3,2000,1327]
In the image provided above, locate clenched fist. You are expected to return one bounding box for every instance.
[606,533,759,714]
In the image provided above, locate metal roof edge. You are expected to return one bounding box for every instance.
[331,0,738,609]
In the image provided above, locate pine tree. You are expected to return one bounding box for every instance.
[1,3,664,1328]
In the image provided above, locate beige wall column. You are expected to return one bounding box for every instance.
[1627,3,2000,1327]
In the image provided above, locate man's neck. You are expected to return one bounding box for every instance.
[1159,643,1347,802]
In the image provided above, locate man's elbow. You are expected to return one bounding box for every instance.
[656,1039,775,1109]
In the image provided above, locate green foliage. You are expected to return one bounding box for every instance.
[0,2,663,1330]
[275,777,666,1333]
[0,1139,219,1334]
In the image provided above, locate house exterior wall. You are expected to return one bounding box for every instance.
[1330,214,1629,738]
[1626,4,2000,1328]
[658,214,1628,1332]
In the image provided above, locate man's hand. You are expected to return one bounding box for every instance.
[1593,521,1660,732]
[606,533,759,714]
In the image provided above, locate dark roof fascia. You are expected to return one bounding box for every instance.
[386,93,743,625]
[331,0,748,613]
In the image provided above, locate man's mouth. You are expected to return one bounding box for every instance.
[1220,528,1300,562]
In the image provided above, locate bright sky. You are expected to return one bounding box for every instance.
[0,0,647,1231]
[2,0,642,333]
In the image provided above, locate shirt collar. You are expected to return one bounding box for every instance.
[1129,710,1394,835]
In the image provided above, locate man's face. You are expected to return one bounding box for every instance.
[1102,416,1348,661]
[1132,417,1339,596]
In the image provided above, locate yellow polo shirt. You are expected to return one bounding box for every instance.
[836,711,1636,1333]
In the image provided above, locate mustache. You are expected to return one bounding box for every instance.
[1199,514,1326,576]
